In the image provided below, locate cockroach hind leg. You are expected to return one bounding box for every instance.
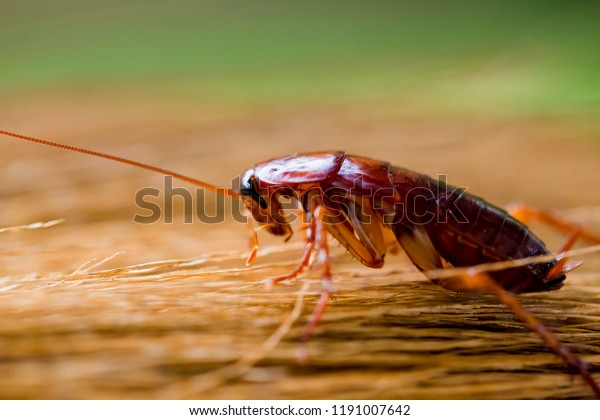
[546,225,585,281]
[506,203,600,245]
[445,270,600,398]
[507,203,596,283]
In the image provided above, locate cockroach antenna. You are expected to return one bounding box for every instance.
[0,130,240,198]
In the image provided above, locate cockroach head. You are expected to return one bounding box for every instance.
[240,169,267,210]
[238,169,293,239]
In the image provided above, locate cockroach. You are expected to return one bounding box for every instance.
[2,130,599,397]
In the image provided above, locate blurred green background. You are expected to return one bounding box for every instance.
[2,0,599,117]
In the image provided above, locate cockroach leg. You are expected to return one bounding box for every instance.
[345,198,387,261]
[266,214,316,289]
[507,204,591,280]
[266,241,315,288]
[545,225,584,280]
[322,206,385,268]
[392,223,445,273]
[245,218,260,266]
[300,205,334,346]
[507,204,600,245]
[443,270,600,398]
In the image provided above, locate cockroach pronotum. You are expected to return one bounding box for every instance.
[2,129,599,397]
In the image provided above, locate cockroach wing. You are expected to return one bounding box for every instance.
[254,151,345,187]
[334,155,392,191]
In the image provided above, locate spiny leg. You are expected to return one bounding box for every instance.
[507,204,600,244]
[271,197,390,287]
[393,214,599,396]
[546,225,584,280]
[266,212,316,288]
[263,199,388,357]
[297,200,397,343]
[444,271,600,398]
[323,201,387,268]
[507,204,596,279]
[245,218,259,265]
[267,241,315,287]
[300,205,333,345]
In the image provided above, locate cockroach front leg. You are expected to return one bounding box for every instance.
[443,271,600,398]
[246,218,260,266]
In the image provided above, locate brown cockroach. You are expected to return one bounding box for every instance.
[2,130,599,397]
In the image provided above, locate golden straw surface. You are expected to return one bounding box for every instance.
[1,97,599,399]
